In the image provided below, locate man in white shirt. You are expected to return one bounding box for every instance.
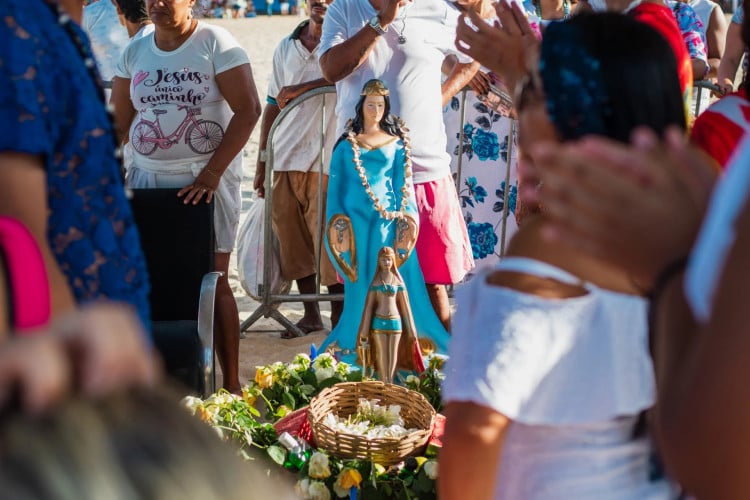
[254,0,344,337]
[319,0,476,329]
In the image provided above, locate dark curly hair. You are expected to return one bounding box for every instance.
[114,0,149,24]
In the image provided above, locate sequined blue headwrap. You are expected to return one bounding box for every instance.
[539,21,612,141]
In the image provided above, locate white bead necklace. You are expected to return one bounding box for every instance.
[346,127,413,221]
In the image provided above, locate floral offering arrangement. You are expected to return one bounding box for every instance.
[246,352,363,420]
[322,398,419,440]
[289,450,438,500]
[182,350,446,499]
[183,390,277,455]
[402,355,446,413]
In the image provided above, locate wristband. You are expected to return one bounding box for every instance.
[259,149,268,162]
[369,15,388,35]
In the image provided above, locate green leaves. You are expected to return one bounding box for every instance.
[282,390,296,410]
[247,356,363,417]
[299,384,316,395]
[267,445,286,466]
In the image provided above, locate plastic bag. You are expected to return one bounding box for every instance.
[237,200,291,300]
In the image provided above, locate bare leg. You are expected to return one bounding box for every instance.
[327,283,344,329]
[372,332,401,384]
[214,252,240,393]
[295,274,324,333]
[426,283,451,332]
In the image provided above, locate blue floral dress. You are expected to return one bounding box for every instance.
[0,0,151,330]
[444,74,519,269]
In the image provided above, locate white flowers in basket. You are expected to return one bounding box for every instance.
[323,398,419,439]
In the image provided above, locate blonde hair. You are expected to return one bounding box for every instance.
[374,246,405,284]
[0,386,295,500]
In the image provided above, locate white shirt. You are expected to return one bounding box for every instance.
[83,0,130,83]
[689,0,716,36]
[444,258,670,499]
[131,23,155,42]
[114,23,249,176]
[319,0,466,183]
[267,25,337,173]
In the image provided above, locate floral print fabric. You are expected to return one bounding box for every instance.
[443,86,519,269]
[669,0,709,66]
[0,1,150,329]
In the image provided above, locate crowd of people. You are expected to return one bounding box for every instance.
[2,0,750,498]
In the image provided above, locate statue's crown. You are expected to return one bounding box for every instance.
[360,79,389,96]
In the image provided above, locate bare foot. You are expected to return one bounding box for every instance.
[280,319,324,339]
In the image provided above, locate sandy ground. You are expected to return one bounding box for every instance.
[202,16,334,385]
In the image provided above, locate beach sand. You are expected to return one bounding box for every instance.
[203,15,336,385]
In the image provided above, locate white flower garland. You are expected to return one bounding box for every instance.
[346,125,413,221]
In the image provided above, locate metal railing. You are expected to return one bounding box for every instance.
[693,80,722,118]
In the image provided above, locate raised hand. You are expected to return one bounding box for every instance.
[378,0,411,27]
[468,69,492,96]
[455,0,539,94]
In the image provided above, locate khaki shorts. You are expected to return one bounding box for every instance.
[272,171,338,286]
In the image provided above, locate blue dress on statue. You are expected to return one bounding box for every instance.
[322,136,450,355]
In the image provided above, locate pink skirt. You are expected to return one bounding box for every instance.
[414,175,475,285]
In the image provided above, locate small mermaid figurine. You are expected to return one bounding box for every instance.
[357,247,425,383]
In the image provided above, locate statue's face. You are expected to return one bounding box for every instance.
[379,253,393,271]
[363,95,386,127]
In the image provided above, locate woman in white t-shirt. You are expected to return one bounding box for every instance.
[441,13,687,499]
[111,0,262,393]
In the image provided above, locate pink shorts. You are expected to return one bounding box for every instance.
[414,175,474,285]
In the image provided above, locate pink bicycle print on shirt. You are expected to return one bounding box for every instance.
[131,105,224,155]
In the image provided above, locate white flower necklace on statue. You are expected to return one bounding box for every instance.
[347,128,413,222]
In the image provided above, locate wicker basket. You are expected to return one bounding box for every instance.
[308,381,435,465]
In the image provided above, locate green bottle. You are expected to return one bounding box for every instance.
[278,432,311,471]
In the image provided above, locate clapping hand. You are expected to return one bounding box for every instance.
[378,0,411,27]
[455,0,539,96]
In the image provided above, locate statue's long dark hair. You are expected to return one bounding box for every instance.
[334,96,408,148]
